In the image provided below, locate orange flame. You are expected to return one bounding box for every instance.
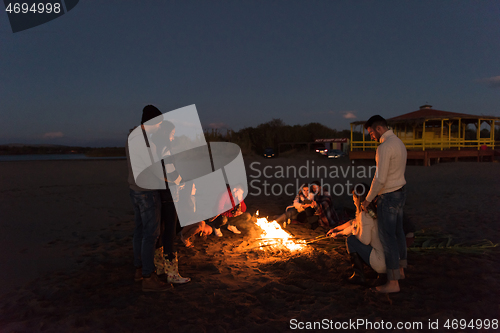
[254,211,306,252]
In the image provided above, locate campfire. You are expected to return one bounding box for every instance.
[253,211,307,252]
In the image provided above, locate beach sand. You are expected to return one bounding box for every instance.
[0,156,499,332]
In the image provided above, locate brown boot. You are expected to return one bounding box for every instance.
[134,267,143,282]
[165,253,191,284]
[348,253,366,285]
[373,273,387,287]
[154,247,167,275]
[142,272,172,292]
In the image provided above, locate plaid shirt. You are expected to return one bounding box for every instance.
[315,193,339,227]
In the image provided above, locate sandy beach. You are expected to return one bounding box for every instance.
[1,156,499,332]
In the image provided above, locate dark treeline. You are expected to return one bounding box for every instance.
[204,119,362,155]
[6,120,494,157]
[0,145,86,155]
[0,145,126,157]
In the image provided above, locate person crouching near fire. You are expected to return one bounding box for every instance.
[179,183,213,247]
[180,221,213,247]
[211,184,251,237]
[327,183,385,286]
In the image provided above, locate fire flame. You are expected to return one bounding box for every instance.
[254,211,306,252]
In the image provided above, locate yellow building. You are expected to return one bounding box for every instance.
[349,105,500,165]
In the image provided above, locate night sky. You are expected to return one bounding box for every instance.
[1,1,499,147]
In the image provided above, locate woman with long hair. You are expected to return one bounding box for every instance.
[327,183,385,285]
[150,120,190,284]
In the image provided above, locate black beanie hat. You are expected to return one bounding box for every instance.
[141,105,163,124]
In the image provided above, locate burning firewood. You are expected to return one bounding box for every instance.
[252,211,307,252]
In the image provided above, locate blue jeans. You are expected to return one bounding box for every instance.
[212,215,228,229]
[130,189,161,277]
[285,207,314,223]
[377,186,407,280]
[346,235,372,266]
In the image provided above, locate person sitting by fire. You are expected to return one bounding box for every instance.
[180,220,213,247]
[327,183,385,286]
[286,183,317,224]
[311,180,339,228]
[211,183,251,237]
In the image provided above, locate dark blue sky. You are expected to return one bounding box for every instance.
[1,1,499,147]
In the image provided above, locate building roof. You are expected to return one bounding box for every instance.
[388,108,474,121]
[351,105,500,126]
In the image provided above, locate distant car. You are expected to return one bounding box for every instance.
[327,149,346,158]
[316,148,328,155]
[263,147,275,158]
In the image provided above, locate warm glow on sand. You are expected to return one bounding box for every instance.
[254,212,306,252]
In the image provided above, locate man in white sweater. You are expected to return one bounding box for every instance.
[361,115,407,293]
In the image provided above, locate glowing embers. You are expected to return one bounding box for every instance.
[254,211,306,252]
